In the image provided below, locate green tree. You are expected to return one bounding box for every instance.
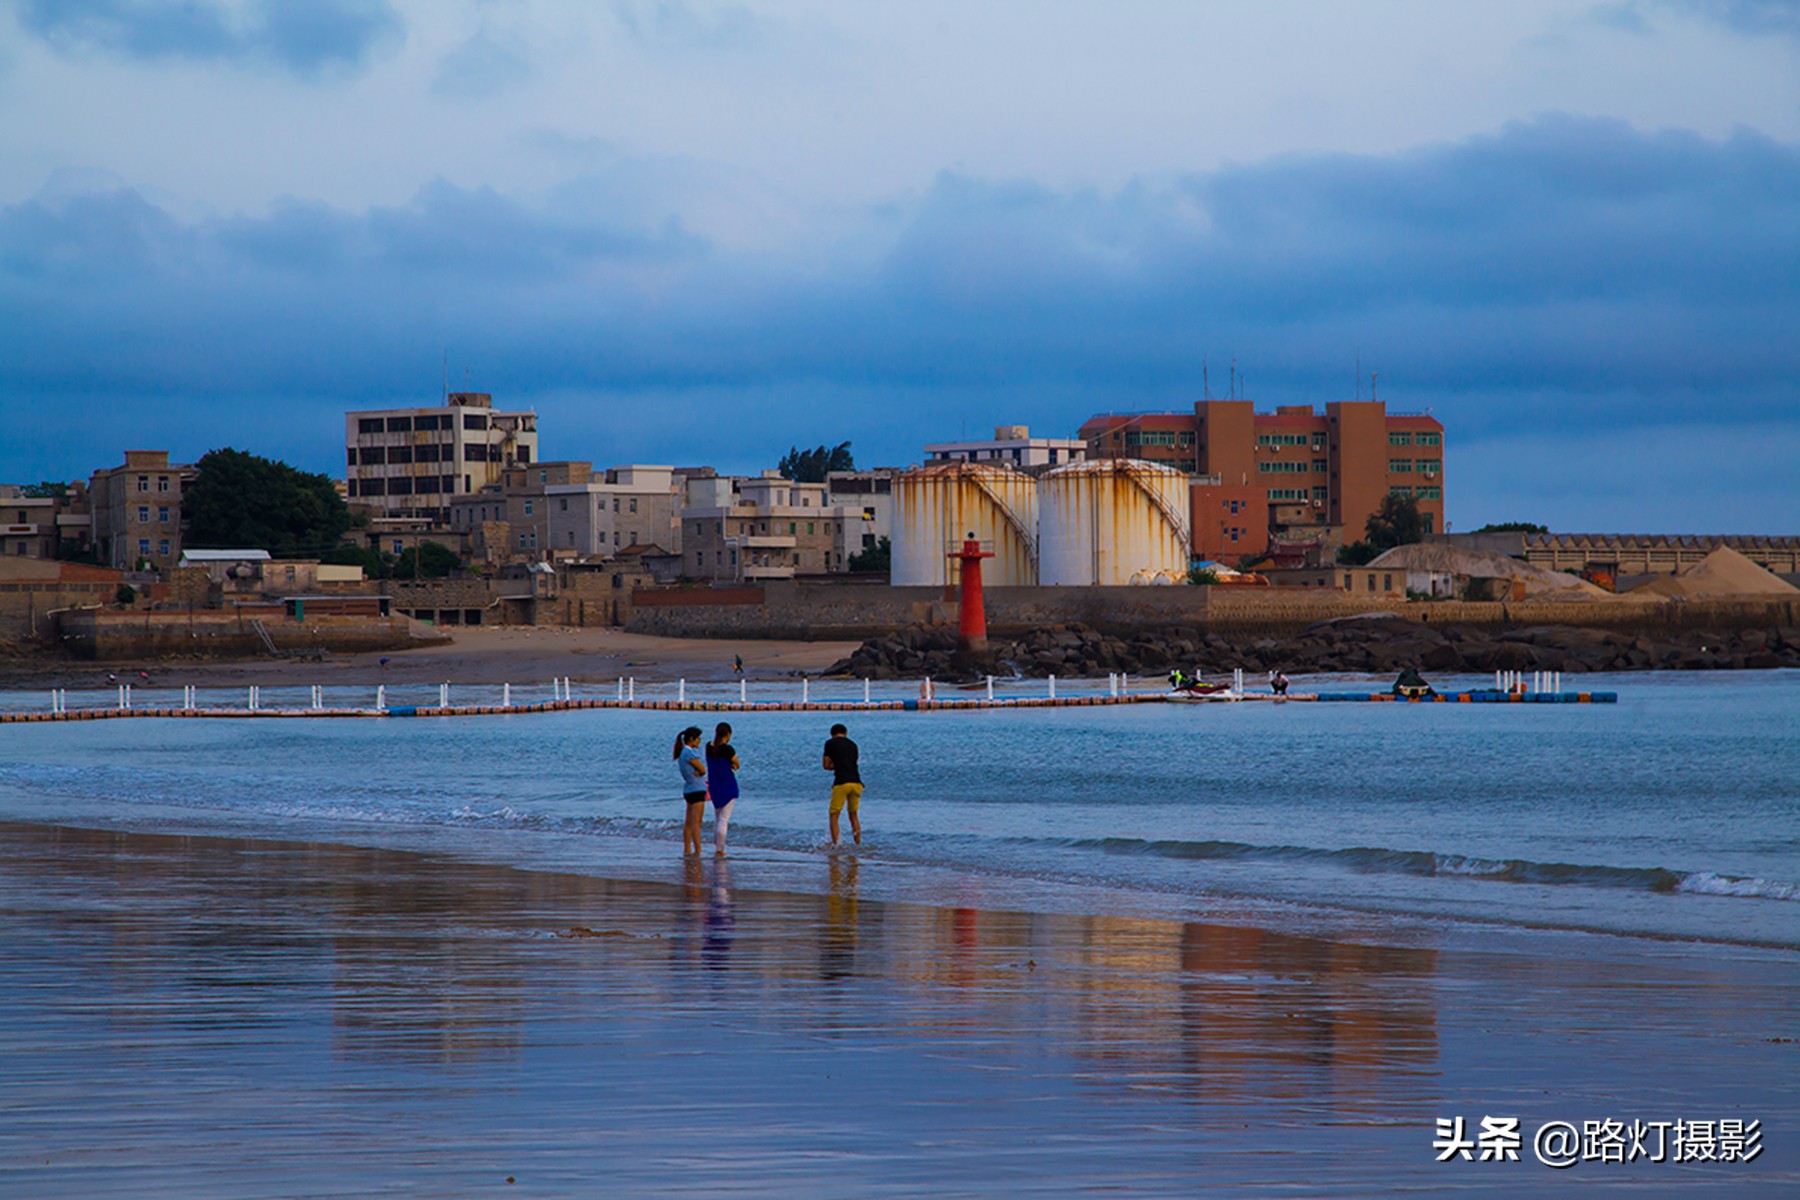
[1337,540,1380,566]
[393,541,460,579]
[1363,493,1425,551]
[1470,521,1549,534]
[848,536,890,573]
[777,442,855,483]
[1187,565,1220,585]
[184,448,351,556]
[21,481,69,500]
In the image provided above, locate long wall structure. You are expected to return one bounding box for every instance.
[627,579,1797,641]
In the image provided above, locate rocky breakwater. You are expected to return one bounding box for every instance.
[823,617,1800,681]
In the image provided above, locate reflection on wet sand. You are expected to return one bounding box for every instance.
[0,820,1437,1100]
[3,820,1792,1194]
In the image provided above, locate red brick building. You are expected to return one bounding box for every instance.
[1079,400,1444,563]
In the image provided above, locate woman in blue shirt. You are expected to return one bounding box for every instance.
[706,722,741,856]
[673,726,707,855]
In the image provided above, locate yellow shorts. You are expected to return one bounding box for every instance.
[829,783,863,815]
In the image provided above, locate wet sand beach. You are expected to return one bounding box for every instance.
[1,820,1793,1197]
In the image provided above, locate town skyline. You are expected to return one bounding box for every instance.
[2,1,1796,533]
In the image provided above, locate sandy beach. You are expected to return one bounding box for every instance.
[0,626,862,690]
[0,819,1792,1197]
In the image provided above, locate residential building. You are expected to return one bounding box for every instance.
[449,461,594,564]
[1080,399,1445,563]
[344,392,539,520]
[825,467,900,553]
[679,472,860,581]
[923,425,1087,473]
[88,450,195,572]
[0,483,90,560]
[544,465,682,560]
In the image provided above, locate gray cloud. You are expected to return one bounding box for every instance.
[431,28,533,100]
[1,115,1795,528]
[13,0,404,75]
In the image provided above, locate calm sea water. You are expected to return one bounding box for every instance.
[1,670,1795,948]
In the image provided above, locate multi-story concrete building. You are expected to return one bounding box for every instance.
[825,467,900,554]
[88,451,195,572]
[544,465,682,559]
[679,472,861,581]
[0,483,91,560]
[449,461,594,563]
[1080,399,1444,562]
[923,425,1086,474]
[344,392,539,520]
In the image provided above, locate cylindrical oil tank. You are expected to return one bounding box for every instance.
[891,462,1039,587]
[1038,460,1192,586]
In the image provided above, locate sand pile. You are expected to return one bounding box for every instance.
[1366,543,1610,598]
[1628,546,1800,598]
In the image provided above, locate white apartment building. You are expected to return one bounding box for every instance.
[825,467,900,552]
[545,465,682,558]
[922,424,1086,473]
[344,392,539,519]
[680,472,863,581]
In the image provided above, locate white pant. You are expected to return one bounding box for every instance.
[713,800,734,853]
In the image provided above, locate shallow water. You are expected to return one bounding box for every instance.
[1,670,1794,947]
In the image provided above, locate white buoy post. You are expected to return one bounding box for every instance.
[627,677,635,703]
[1048,674,1056,699]
[439,683,448,708]
[503,683,512,707]
[183,685,193,710]
[740,678,747,704]
[678,678,686,704]
[863,678,870,704]
[987,675,995,702]
[802,677,810,704]
[376,684,385,711]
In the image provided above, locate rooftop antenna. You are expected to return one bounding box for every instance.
[1229,358,1237,400]
[1203,358,1211,400]
[1371,372,1378,403]
[1355,351,1362,401]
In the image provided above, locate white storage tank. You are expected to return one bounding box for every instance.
[1038,460,1191,586]
[891,462,1039,587]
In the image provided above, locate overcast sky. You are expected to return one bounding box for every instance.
[2,0,1796,531]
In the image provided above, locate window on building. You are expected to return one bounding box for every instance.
[394,541,405,554]
[159,540,170,556]
[158,506,170,522]
[136,475,149,492]
[1422,513,1435,534]
[539,470,548,484]
[559,497,568,512]
[1367,575,1376,591]
[138,539,150,554]
[1256,433,1308,446]
[1390,486,1414,498]
[524,500,534,516]
[1312,459,1328,472]
[1417,486,1442,500]
[1267,489,1307,501]
[1416,459,1440,475]
[629,498,638,514]
[386,417,412,433]
[359,417,383,434]
[807,522,815,535]
[1311,486,1328,500]
[1389,459,1413,473]
[1259,461,1307,473]
[518,533,529,549]
[1048,449,1059,464]
[1229,529,1239,542]
[1416,432,1442,446]
[464,413,488,430]
[1389,432,1413,446]
[1384,574,1393,591]
[1179,432,1195,446]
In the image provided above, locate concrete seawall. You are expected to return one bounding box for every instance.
[626,580,1799,640]
[55,610,446,661]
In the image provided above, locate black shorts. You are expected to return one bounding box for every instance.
[684,791,709,806]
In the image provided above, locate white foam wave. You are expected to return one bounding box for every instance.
[1676,872,1800,901]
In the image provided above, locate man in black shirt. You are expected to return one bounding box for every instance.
[822,723,863,847]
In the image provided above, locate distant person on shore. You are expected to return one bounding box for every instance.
[822,723,862,847]
[733,654,744,676]
[1269,670,1290,696]
[674,726,707,855]
[706,722,741,856]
